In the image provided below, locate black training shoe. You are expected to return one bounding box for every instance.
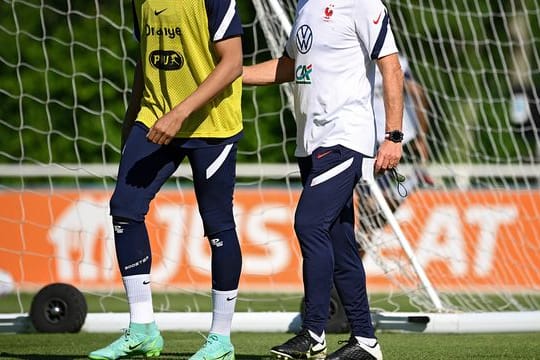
[326,336,383,360]
[270,329,327,359]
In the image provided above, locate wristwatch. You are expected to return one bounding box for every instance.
[385,130,404,143]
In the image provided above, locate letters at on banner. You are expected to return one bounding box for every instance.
[0,189,539,292]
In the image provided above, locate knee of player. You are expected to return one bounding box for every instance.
[200,212,236,236]
[109,195,146,222]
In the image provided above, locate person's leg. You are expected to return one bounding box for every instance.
[188,143,241,360]
[271,145,362,359]
[330,199,376,339]
[327,155,383,360]
[90,123,183,360]
[297,146,362,335]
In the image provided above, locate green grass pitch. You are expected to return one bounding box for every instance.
[1,331,539,359]
[1,292,539,359]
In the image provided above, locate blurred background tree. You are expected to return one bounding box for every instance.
[0,0,538,166]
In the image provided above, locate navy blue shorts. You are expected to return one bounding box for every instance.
[110,122,237,235]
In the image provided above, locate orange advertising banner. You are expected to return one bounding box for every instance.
[0,188,539,293]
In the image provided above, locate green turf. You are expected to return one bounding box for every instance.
[0,331,539,359]
[2,293,539,359]
[6,291,538,315]
[0,292,419,313]
[0,292,305,313]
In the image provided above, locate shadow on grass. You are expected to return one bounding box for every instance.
[0,352,275,359]
[0,354,88,359]
[162,353,275,360]
[166,353,275,360]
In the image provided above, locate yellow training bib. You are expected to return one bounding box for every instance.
[132,0,242,138]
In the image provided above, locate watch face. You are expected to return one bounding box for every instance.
[387,131,403,142]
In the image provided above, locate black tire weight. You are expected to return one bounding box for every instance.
[29,283,87,333]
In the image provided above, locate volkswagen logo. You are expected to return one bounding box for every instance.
[296,25,313,54]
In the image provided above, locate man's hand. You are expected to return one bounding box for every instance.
[146,108,187,145]
[375,140,402,174]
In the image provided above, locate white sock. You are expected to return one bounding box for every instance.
[355,336,378,347]
[123,274,154,324]
[210,289,238,337]
[308,329,326,343]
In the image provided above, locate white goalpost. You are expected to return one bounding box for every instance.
[1,0,540,334]
[247,0,540,332]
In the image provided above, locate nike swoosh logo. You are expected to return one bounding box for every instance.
[128,341,144,350]
[143,280,150,285]
[373,11,383,24]
[316,150,332,159]
[365,341,378,349]
[309,341,326,356]
[358,341,380,358]
[226,296,237,301]
[215,351,232,360]
[155,8,167,16]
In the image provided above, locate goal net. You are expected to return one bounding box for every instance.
[1,0,539,333]
[249,0,540,322]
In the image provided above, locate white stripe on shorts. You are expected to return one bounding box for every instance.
[310,157,354,187]
[206,143,233,179]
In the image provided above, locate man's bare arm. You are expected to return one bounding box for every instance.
[378,54,404,133]
[243,56,295,85]
[375,53,404,173]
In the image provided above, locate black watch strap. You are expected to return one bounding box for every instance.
[385,130,404,143]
